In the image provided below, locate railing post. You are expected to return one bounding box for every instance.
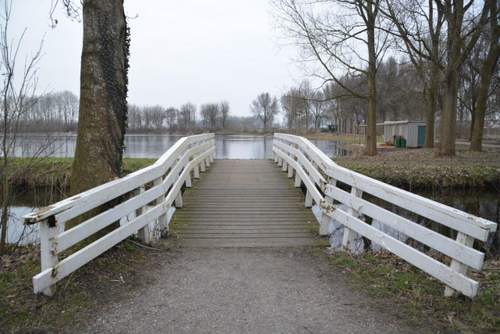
[39,218,59,296]
[136,185,153,244]
[278,157,283,167]
[444,232,474,297]
[200,160,206,172]
[294,172,301,187]
[155,177,169,239]
[305,190,313,208]
[287,164,294,178]
[319,179,336,236]
[205,156,211,168]
[175,192,184,208]
[342,187,363,251]
[185,170,192,187]
[194,164,200,179]
[282,160,288,172]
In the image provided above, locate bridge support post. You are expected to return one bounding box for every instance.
[294,173,301,187]
[287,165,294,178]
[175,193,183,208]
[185,172,192,188]
[342,187,363,251]
[281,161,288,172]
[305,190,313,208]
[319,198,333,236]
[136,186,153,244]
[194,165,200,179]
[39,219,59,296]
[444,232,474,297]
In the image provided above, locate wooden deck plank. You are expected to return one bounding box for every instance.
[170,160,327,247]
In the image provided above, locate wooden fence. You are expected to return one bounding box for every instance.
[24,133,215,296]
[272,133,497,298]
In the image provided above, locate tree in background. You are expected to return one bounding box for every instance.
[469,0,499,151]
[273,0,391,156]
[67,0,130,195]
[178,103,196,131]
[250,92,279,131]
[382,0,445,148]
[200,103,218,130]
[436,0,489,156]
[219,101,230,129]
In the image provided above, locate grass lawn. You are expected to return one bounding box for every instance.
[335,148,500,190]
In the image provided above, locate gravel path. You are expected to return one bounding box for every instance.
[80,247,435,334]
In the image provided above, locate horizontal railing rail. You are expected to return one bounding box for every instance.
[24,133,216,296]
[273,133,497,298]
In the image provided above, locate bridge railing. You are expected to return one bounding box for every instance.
[272,133,497,298]
[24,133,216,296]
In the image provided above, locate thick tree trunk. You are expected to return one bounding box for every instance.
[424,63,439,148]
[70,0,129,195]
[439,9,462,157]
[439,66,459,156]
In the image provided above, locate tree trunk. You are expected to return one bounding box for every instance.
[439,66,459,156]
[425,61,439,148]
[70,0,129,195]
[439,9,462,157]
[365,3,377,156]
[470,0,499,151]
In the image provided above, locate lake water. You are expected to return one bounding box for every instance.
[13,133,348,159]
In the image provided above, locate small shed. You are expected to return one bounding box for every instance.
[380,120,426,148]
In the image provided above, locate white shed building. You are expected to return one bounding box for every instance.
[380,120,426,148]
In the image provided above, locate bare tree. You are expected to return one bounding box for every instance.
[250,92,279,131]
[200,103,219,130]
[165,107,177,130]
[219,101,230,129]
[382,0,445,148]
[0,0,43,252]
[470,0,499,151]
[273,0,391,155]
[179,102,196,130]
[436,0,489,156]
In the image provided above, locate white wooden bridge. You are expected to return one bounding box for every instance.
[24,133,497,299]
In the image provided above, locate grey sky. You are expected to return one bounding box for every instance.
[11,0,304,117]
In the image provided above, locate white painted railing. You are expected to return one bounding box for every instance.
[24,133,215,296]
[272,133,497,298]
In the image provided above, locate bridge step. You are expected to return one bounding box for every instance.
[171,160,325,248]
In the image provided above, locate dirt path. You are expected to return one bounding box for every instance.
[78,246,436,334]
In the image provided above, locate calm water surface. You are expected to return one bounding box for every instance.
[14,133,348,159]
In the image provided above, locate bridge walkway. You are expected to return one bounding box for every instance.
[171,160,327,247]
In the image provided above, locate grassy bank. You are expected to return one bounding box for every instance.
[328,251,500,333]
[7,157,156,191]
[335,148,500,190]
[0,241,167,333]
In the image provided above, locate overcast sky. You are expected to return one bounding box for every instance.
[11,0,305,117]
